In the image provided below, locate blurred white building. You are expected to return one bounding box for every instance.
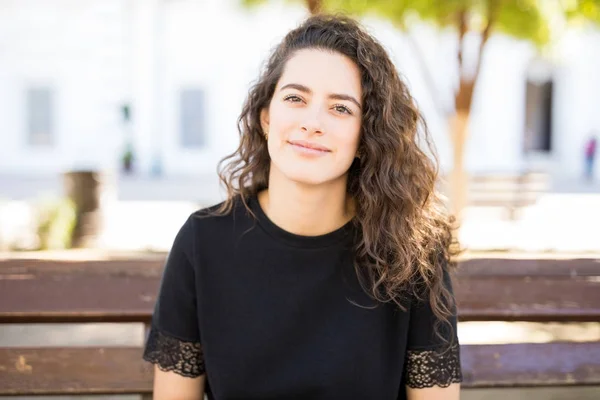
[1,0,599,184]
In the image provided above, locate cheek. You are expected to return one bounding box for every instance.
[337,123,361,157]
[269,103,296,134]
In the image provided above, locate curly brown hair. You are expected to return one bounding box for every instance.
[215,14,460,343]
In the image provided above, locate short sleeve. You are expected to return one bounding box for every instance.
[404,263,462,389]
[142,215,205,377]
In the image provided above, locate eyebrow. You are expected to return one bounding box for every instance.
[279,83,362,110]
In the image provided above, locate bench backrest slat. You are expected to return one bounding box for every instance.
[0,347,152,395]
[2,343,599,395]
[1,258,598,323]
[461,342,600,388]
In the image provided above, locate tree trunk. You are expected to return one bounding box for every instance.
[449,79,476,221]
[449,111,470,221]
[447,4,496,224]
[305,0,322,14]
[63,171,103,248]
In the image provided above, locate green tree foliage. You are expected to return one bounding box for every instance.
[564,0,600,24]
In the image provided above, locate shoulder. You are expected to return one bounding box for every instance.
[166,197,253,269]
[189,195,252,224]
[183,195,255,245]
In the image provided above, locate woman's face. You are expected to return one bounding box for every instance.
[262,49,363,187]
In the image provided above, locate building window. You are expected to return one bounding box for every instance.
[27,87,54,147]
[523,79,553,153]
[180,88,205,148]
[523,61,553,153]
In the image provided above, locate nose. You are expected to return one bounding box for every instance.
[301,105,325,135]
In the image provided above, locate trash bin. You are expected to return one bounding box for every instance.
[63,170,104,248]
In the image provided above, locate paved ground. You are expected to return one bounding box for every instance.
[3,173,600,252]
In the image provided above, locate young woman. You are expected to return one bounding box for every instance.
[144,14,462,400]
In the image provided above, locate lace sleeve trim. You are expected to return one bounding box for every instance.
[405,343,462,388]
[143,327,205,378]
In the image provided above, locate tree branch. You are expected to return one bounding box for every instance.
[473,0,500,83]
[305,0,322,15]
[457,8,468,72]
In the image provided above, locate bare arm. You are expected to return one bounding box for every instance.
[153,367,206,400]
[404,261,462,399]
[407,383,460,400]
[143,216,206,400]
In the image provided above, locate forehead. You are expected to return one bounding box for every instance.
[277,49,362,99]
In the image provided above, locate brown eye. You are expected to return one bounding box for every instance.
[333,104,352,115]
[284,95,303,103]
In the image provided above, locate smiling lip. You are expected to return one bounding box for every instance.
[288,140,331,152]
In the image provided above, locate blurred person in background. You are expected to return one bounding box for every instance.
[143,14,461,400]
[585,134,597,181]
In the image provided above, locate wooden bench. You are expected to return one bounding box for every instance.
[466,173,550,207]
[440,172,551,219]
[0,257,163,396]
[0,256,599,395]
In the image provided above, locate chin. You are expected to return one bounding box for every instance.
[279,164,342,186]
[286,172,329,186]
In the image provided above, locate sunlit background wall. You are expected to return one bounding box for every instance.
[1,0,599,252]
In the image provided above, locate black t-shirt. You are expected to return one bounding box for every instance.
[143,195,462,399]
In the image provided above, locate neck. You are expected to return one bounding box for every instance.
[258,168,355,237]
